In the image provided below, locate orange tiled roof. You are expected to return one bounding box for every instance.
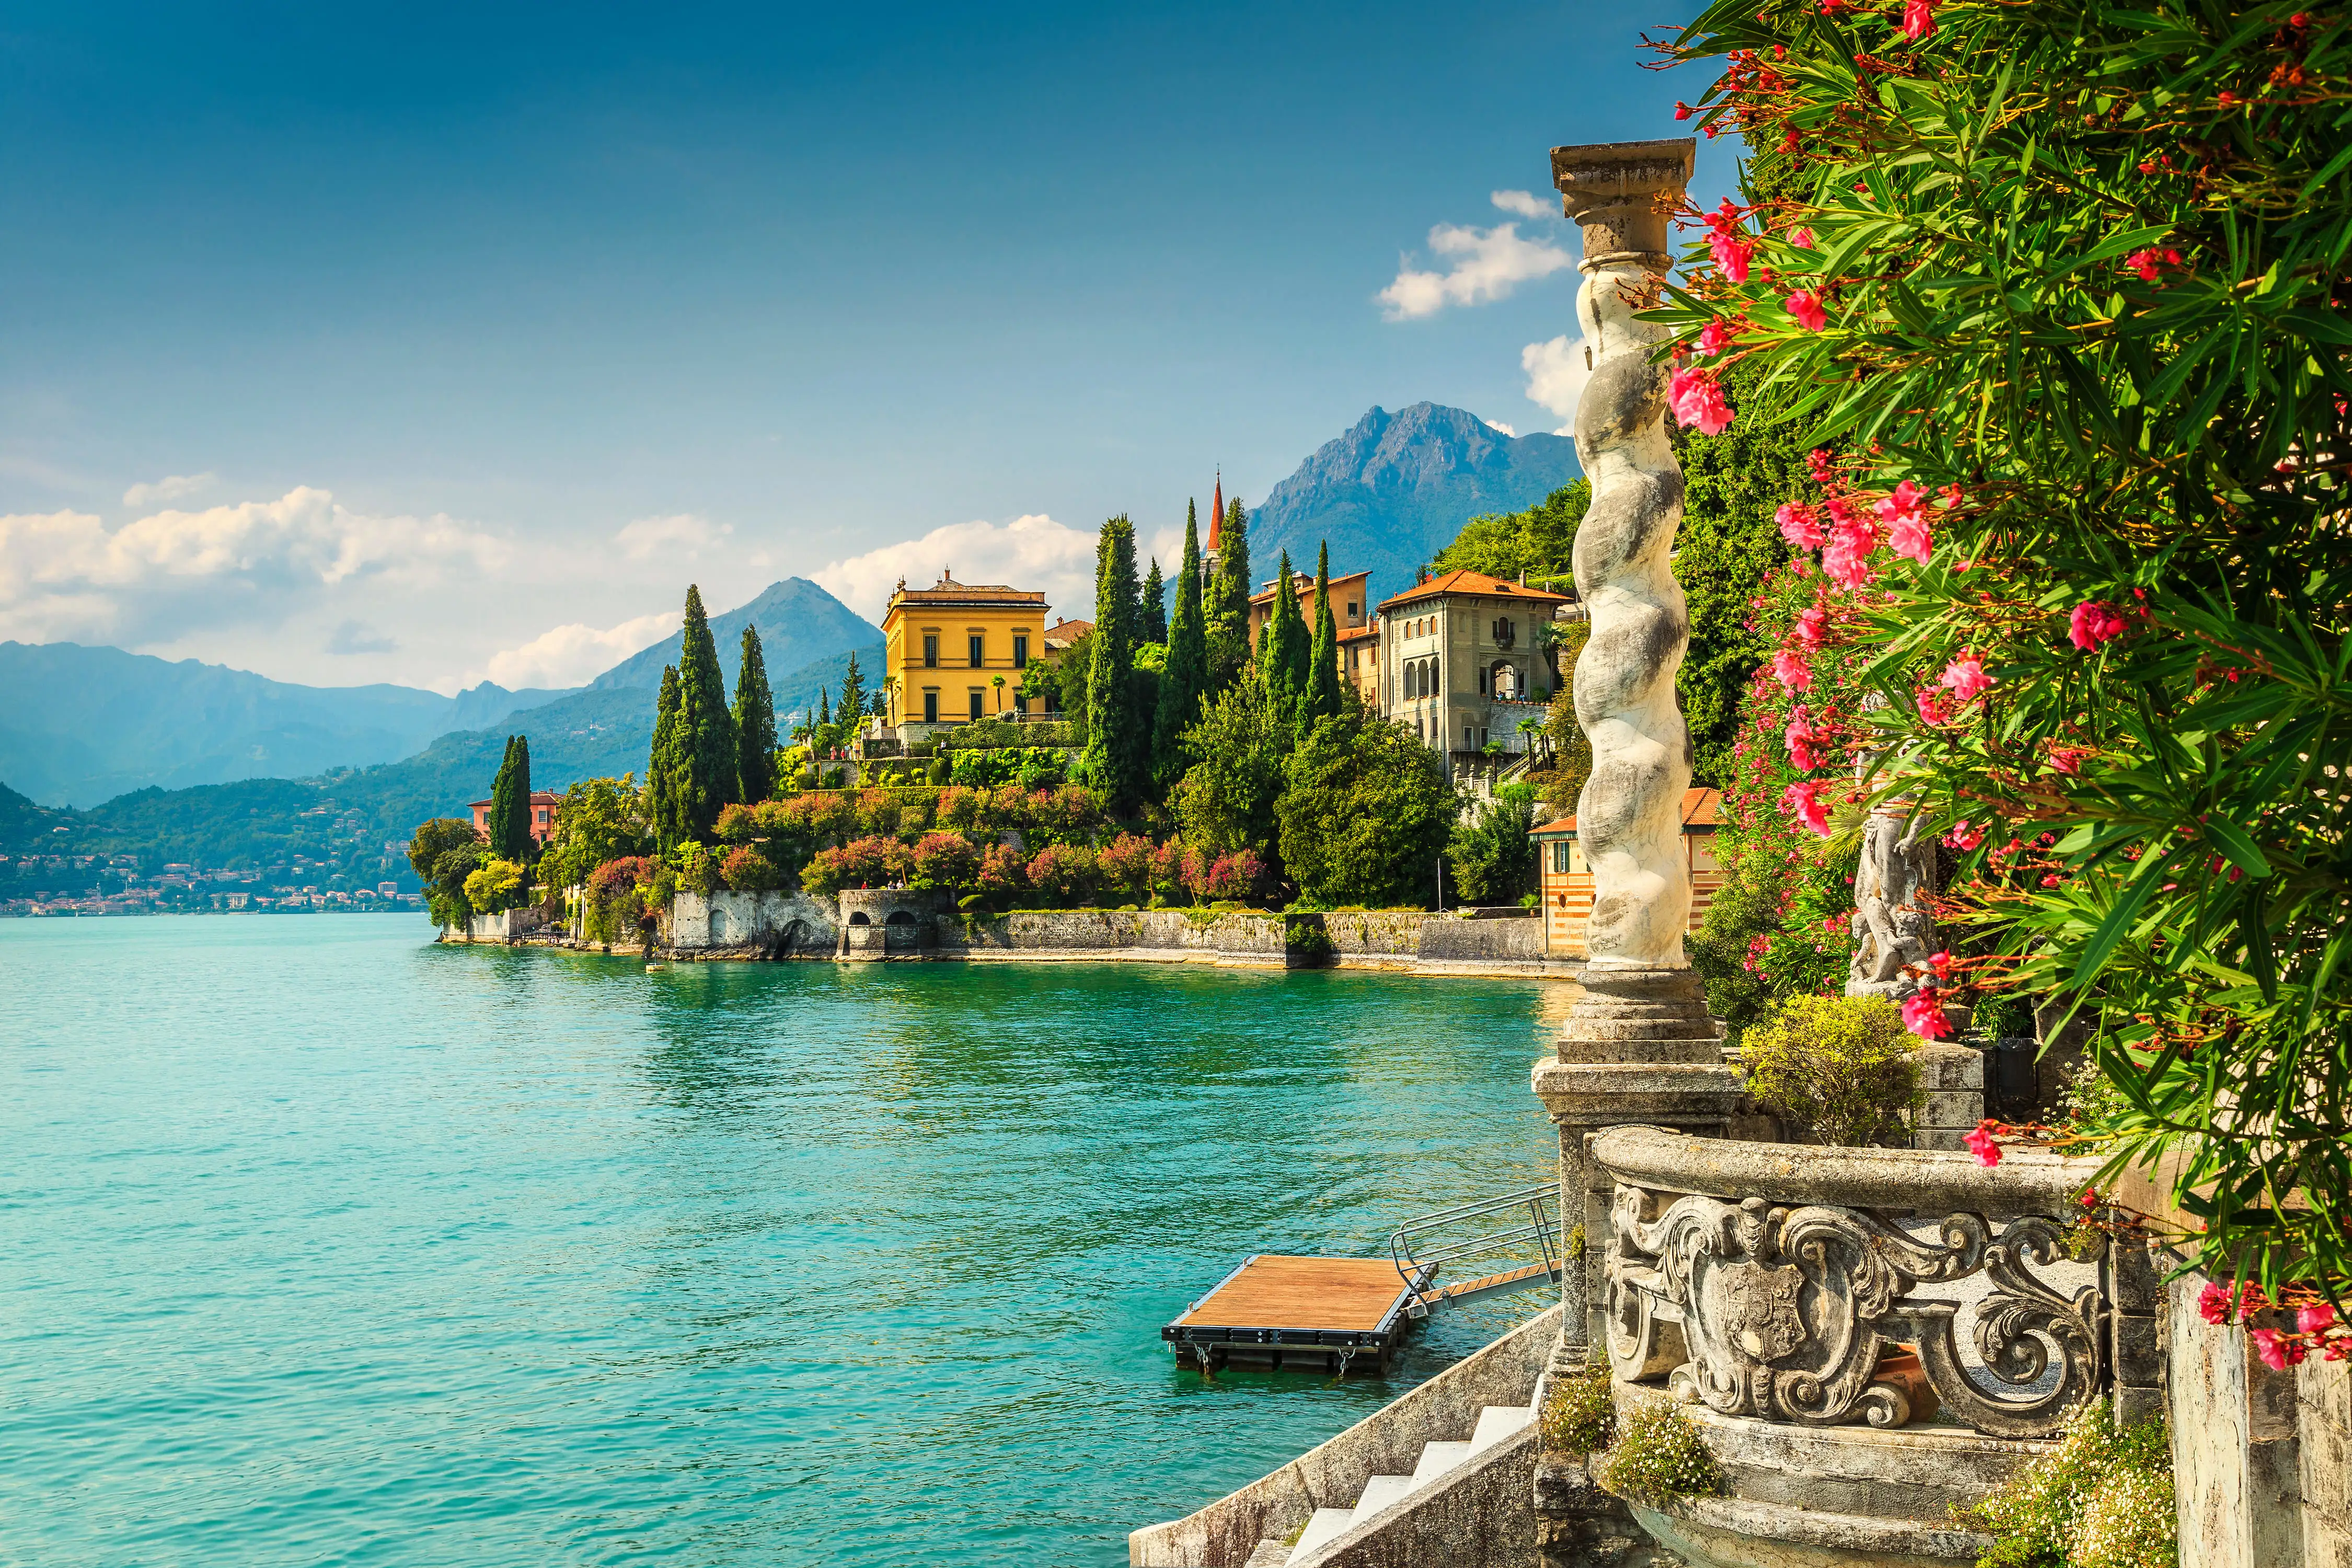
[1336,623,1379,643]
[1378,569,1574,612]
[1042,617,1092,646]
[1534,787,1721,836]
[1249,567,1370,607]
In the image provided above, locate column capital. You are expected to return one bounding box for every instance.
[1549,137,1695,270]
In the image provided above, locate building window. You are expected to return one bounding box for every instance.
[923,634,939,668]
[1478,665,1490,695]
[969,689,984,721]
[1552,841,1571,873]
[969,635,985,668]
[1012,635,1029,669]
[923,690,939,723]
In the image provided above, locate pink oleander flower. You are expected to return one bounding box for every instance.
[2124,246,2184,282]
[2069,599,2131,652]
[1943,820,1986,851]
[1771,648,1814,691]
[1964,1122,2002,1167]
[1783,705,1825,770]
[1709,233,1756,283]
[1929,950,1954,980]
[2199,1281,2236,1325]
[1941,655,1993,701]
[1698,317,1742,355]
[1806,448,1838,485]
[1674,101,1693,120]
[1823,521,1879,590]
[1903,987,1956,1040]
[2300,1304,2341,1334]
[1876,480,1932,563]
[1781,781,1831,838]
[1916,684,1955,724]
[2048,745,2092,776]
[1903,0,1936,38]
[1785,288,1828,331]
[1776,501,1825,550]
[1794,605,1829,649]
[2253,1329,2308,1371]
[1789,226,1815,248]
[2079,1186,2100,1210]
[1669,365,1734,435]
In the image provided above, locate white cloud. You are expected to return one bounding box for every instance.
[615,512,732,560]
[1483,418,1518,437]
[1490,189,1551,220]
[1522,335,1594,436]
[1378,220,1575,319]
[326,619,398,656]
[816,513,1096,625]
[0,486,504,647]
[472,610,679,691]
[123,471,217,507]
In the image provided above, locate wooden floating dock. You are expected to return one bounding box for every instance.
[1162,1254,1433,1375]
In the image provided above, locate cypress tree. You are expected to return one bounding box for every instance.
[673,584,738,837]
[1306,541,1343,725]
[1140,557,1168,644]
[1083,514,1147,809]
[839,651,866,741]
[1153,506,1209,785]
[649,665,684,851]
[1204,495,1253,690]
[1258,549,1312,727]
[733,625,777,803]
[488,735,522,861]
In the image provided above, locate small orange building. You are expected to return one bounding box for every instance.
[1530,788,1725,956]
[470,790,562,846]
[1248,568,1373,651]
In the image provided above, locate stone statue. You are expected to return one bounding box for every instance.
[1848,808,1940,999]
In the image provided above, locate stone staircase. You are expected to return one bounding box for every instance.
[1130,1305,1559,1568]
[1250,1403,1536,1565]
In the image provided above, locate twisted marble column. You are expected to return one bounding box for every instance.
[1532,140,1742,1362]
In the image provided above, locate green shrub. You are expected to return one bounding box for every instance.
[461,856,527,914]
[1595,1398,1722,1505]
[1541,1362,1616,1456]
[1739,993,1920,1147]
[1963,1401,2173,1568]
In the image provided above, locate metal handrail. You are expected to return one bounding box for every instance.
[1388,1183,1563,1316]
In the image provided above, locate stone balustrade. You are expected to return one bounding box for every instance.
[1587,1126,2158,1442]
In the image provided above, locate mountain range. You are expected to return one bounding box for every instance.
[1244,403,1582,610]
[0,400,1579,848]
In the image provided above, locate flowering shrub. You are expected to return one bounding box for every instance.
[1025,843,1100,905]
[1150,838,1189,904]
[852,788,903,838]
[1662,0,2352,1303]
[800,834,909,896]
[907,831,979,892]
[1195,850,1266,903]
[1540,1362,1617,1456]
[1963,1400,2174,1568]
[976,842,1029,897]
[1096,833,1155,903]
[1595,1398,1722,1505]
[1739,993,1919,1146]
[583,855,659,941]
[721,845,788,892]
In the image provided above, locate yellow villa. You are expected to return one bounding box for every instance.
[878,570,1053,739]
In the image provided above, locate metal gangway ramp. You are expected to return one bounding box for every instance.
[1388,1183,1564,1317]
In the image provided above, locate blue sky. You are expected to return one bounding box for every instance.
[0,1,1736,690]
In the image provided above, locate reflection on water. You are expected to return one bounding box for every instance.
[2,918,1562,1567]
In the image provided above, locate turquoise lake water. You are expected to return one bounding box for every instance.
[2,916,1567,1566]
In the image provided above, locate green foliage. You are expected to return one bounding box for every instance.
[1667,0,2352,1294]
[1258,549,1311,727]
[1431,480,1589,586]
[1083,516,1149,811]
[1204,495,1252,690]
[1172,676,1292,861]
[462,856,528,914]
[1535,619,1594,806]
[647,664,685,850]
[1740,994,1920,1147]
[1963,1402,2174,1568]
[1595,1398,1723,1505]
[539,776,652,892]
[947,746,1068,789]
[1450,783,1539,906]
[1305,541,1343,725]
[1674,358,1803,788]
[1277,695,1456,908]
[671,584,739,839]
[1155,503,1211,788]
[1541,1362,1617,1456]
[1139,556,1167,643]
[488,734,532,863]
[836,650,867,756]
[407,816,480,927]
[733,625,778,804]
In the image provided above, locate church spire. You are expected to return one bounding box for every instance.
[1207,468,1223,551]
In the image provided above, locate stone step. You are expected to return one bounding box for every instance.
[1410,1439,1474,1489]
[1245,1539,1292,1567]
[1353,1473,1416,1518]
[1287,1507,1357,1562]
[1468,1403,1534,1455]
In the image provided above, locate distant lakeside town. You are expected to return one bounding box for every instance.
[2,854,423,919]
